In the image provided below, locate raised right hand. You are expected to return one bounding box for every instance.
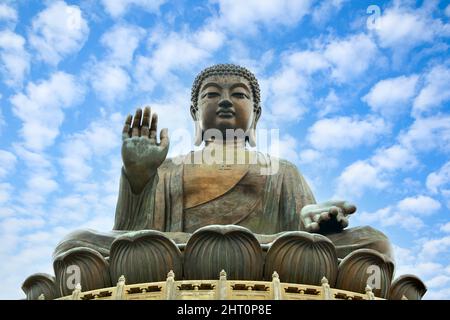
[121,107,169,193]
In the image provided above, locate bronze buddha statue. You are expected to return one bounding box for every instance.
[54,64,392,260]
[22,64,430,301]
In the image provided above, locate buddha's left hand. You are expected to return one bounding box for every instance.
[300,200,356,233]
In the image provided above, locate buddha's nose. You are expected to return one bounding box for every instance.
[218,97,233,108]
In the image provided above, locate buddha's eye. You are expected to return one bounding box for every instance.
[202,92,220,99]
[232,92,248,99]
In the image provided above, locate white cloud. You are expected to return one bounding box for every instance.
[262,69,309,123]
[276,134,300,164]
[100,24,145,66]
[335,142,418,198]
[426,287,450,300]
[426,161,450,194]
[312,0,346,25]
[299,148,322,164]
[286,50,329,75]
[307,116,388,151]
[399,116,450,153]
[0,107,4,130]
[396,195,441,216]
[10,72,85,151]
[441,222,450,233]
[135,27,226,91]
[9,159,58,207]
[101,0,166,18]
[0,3,17,22]
[335,160,387,198]
[363,75,419,117]
[413,66,450,116]
[0,30,30,87]
[27,176,56,195]
[29,1,89,65]
[0,217,46,239]
[446,5,450,18]
[420,236,450,260]
[404,262,445,279]
[373,5,440,50]
[0,150,16,179]
[214,0,312,33]
[297,147,338,170]
[90,63,130,103]
[148,29,225,77]
[0,220,68,299]
[371,145,417,172]
[323,33,379,82]
[392,244,450,299]
[316,90,341,118]
[140,90,194,159]
[13,145,52,171]
[60,112,123,183]
[0,182,13,204]
[334,115,450,198]
[392,245,415,265]
[356,195,440,231]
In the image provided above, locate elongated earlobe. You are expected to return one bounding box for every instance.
[194,121,203,146]
[191,105,203,146]
[247,106,261,147]
[247,126,257,147]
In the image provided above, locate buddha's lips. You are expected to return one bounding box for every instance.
[217,109,235,116]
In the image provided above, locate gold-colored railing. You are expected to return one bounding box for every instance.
[51,270,383,300]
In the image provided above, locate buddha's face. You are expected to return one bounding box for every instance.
[194,75,259,141]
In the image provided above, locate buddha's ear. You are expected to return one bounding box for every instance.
[247,106,261,147]
[254,106,261,125]
[190,104,197,120]
[191,105,203,146]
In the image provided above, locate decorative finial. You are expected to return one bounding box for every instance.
[321,276,332,300]
[220,270,227,280]
[365,284,375,300]
[167,270,175,280]
[71,283,82,300]
[272,271,282,300]
[118,275,126,284]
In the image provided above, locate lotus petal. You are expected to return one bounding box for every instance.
[184,225,263,280]
[264,231,338,286]
[336,248,394,298]
[109,230,182,284]
[389,274,427,300]
[53,247,111,296]
[22,273,58,300]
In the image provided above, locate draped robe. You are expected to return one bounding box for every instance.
[113,152,316,234]
[54,151,392,260]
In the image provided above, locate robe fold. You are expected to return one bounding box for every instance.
[113,152,317,234]
[55,152,392,260]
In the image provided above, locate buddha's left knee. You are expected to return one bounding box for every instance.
[325,226,394,261]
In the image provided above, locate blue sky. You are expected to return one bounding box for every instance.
[0,0,449,299]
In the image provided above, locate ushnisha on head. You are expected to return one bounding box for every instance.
[190,64,262,147]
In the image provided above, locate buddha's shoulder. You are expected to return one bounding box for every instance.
[258,154,297,168]
[158,155,185,171]
[259,154,303,175]
[159,152,301,173]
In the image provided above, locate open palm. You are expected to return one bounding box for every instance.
[121,107,169,193]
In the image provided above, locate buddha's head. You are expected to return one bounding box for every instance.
[190,64,261,147]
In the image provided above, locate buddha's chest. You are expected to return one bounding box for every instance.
[183,163,263,209]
